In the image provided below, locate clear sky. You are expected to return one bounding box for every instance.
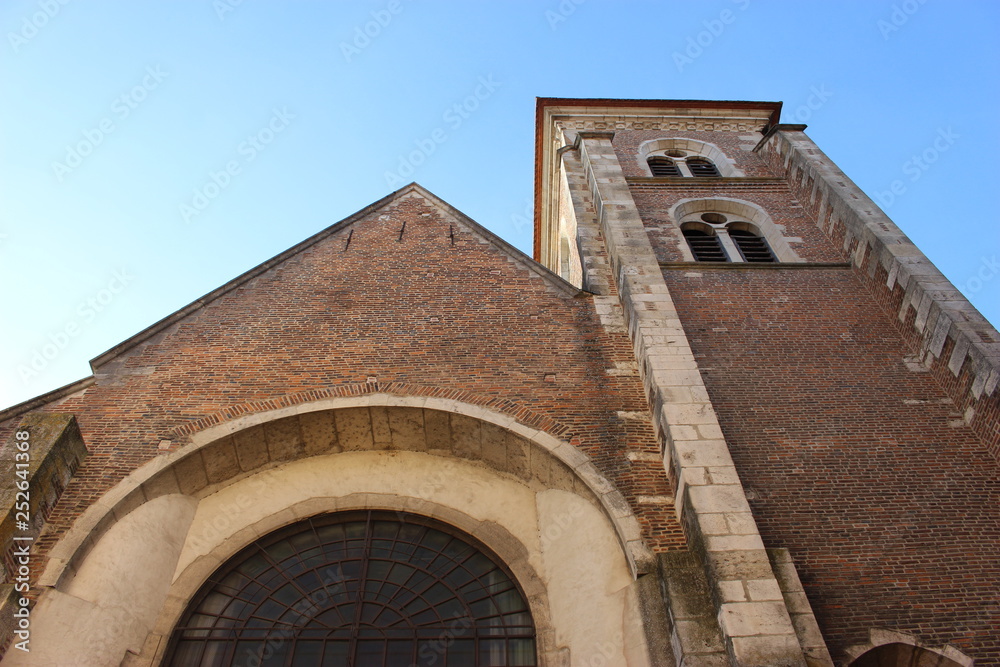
[2,0,998,410]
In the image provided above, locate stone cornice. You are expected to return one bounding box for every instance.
[660,262,851,270]
[554,115,767,134]
[626,176,789,185]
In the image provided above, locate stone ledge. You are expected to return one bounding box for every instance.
[660,262,852,270]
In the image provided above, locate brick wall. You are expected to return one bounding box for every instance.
[661,263,1000,663]
[757,129,1000,461]
[539,100,997,665]
[607,123,998,663]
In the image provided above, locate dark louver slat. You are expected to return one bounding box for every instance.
[686,157,721,177]
[729,230,776,263]
[647,156,682,177]
[683,229,728,262]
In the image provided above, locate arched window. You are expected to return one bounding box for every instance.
[638,138,740,177]
[671,199,798,263]
[685,157,721,177]
[683,227,728,262]
[729,228,776,263]
[850,643,966,666]
[165,511,537,666]
[647,156,682,177]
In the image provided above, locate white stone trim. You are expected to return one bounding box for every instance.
[637,137,743,178]
[842,628,974,666]
[39,394,655,592]
[671,197,802,263]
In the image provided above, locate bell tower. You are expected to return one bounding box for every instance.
[534,98,999,666]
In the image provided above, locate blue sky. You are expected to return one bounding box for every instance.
[2,0,998,409]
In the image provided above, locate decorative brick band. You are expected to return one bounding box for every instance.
[167,382,575,442]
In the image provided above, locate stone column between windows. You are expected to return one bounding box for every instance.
[714,228,743,263]
[574,131,810,667]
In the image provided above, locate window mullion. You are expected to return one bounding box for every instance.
[715,229,743,263]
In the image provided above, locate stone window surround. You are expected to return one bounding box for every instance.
[671,197,801,263]
[637,137,744,178]
[680,220,774,264]
[843,628,974,666]
[159,491,557,666]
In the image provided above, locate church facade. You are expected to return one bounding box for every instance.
[1,98,997,666]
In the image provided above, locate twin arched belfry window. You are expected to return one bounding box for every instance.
[165,511,537,666]
[647,152,721,178]
[682,215,776,263]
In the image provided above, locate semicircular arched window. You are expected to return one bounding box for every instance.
[165,511,537,666]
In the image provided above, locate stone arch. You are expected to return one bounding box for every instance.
[637,137,742,177]
[678,220,715,236]
[670,196,801,262]
[844,629,974,667]
[40,393,653,591]
[24,395,656,666]
[155,490,560,666]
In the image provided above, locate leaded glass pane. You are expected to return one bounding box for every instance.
[166,511,536,666]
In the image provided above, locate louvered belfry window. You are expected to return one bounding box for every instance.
[686,157,721,177]
[647,156,682,177]
[165,511,537,667]
[729,229,776,262]
[683,229,728,262]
